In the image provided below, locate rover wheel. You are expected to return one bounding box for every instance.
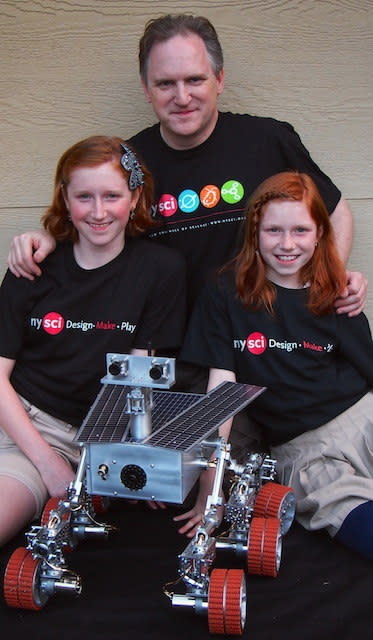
[247,516,282,577]
[4,547,48,609]
[208,568,246,635]
[3,547,28,607]
[253,482,296,535]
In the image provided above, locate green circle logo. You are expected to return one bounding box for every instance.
[221,180,244,204]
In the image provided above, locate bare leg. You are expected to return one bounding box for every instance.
[0,476,38,547]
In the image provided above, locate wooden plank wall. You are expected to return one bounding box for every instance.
[0,0,372,322]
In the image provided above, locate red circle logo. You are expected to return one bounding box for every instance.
[246,331,267,355]
[42,312,65,335]
[158,194,178,217]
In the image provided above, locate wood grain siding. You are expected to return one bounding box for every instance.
[0,0,372,321]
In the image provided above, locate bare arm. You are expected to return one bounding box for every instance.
[330,197,368,316]
[174,368,236,536]
[207,368,236,440]
[330,197,353,264]
[130,348,153,356]
[8,230,56,280]
[0,356,76,496]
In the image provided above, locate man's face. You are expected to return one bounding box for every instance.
[142,33,224,150]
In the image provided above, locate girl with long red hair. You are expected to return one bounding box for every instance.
[176,171,373,559]
[0,135,185,546]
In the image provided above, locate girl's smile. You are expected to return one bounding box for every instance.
[63,161,139,268]
[259,199,320,288]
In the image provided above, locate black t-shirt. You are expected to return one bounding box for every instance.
[0,239,186,425]
[180,271,373,445]
[130,111,341,311]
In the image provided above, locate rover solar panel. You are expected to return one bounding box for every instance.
[143,381,264,451]
[76,385,202,444]
[78,380,265,504]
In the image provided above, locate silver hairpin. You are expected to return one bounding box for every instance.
[120,144,144,190]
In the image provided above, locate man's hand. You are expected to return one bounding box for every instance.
[335,270,368,317]
[8,230,56,280]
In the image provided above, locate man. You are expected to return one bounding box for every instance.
[9,14,367,340]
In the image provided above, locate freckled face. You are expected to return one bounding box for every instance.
[142,33,224,150]
[258,199,320,288]
[63,162,139,260]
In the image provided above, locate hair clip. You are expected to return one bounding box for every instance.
[120,144,144,190]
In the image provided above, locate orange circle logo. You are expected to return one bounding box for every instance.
[200,185,221,209]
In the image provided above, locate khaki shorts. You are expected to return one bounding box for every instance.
[271,391,373,536]
[0,396,81,519]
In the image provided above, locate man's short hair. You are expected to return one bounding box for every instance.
[139,13,224,82]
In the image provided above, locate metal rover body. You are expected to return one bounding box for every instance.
[3,353,295,634]
[80,353,264,504]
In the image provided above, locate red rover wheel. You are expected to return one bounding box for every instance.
[253,482,296,535]
[247,517,282,577]
[3,547,48,610]
[3,547,28,608]
[208,568,246,635]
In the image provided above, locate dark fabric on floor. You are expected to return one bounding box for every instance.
[1,500,371,640]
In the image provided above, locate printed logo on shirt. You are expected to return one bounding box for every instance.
[41,311,65,335]
[221,180,244,204]
[233,331,334,355]
[155,179,244,218]
[29,313,137,335]
[179,189,199,214]
[200,185,221,208]
[158,194,178,217]
[246,331,267,355]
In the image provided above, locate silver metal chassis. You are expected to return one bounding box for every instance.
[8,354,295,629]
[84,440,214,503]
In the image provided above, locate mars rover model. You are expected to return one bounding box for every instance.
[3,353,295,635]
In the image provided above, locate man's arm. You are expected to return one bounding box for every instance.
[329,197,353,264]
[330,197,368,317]
[8,230,56,280]
[6,198,368,314]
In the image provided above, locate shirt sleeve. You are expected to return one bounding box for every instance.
[270,118,342,215]
[0,269,35,358]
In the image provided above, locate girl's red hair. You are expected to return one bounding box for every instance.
[232,172,346,315]
[41,135,155,242]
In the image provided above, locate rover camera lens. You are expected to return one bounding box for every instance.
[108,361,122,376]
[149,365,163,380]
